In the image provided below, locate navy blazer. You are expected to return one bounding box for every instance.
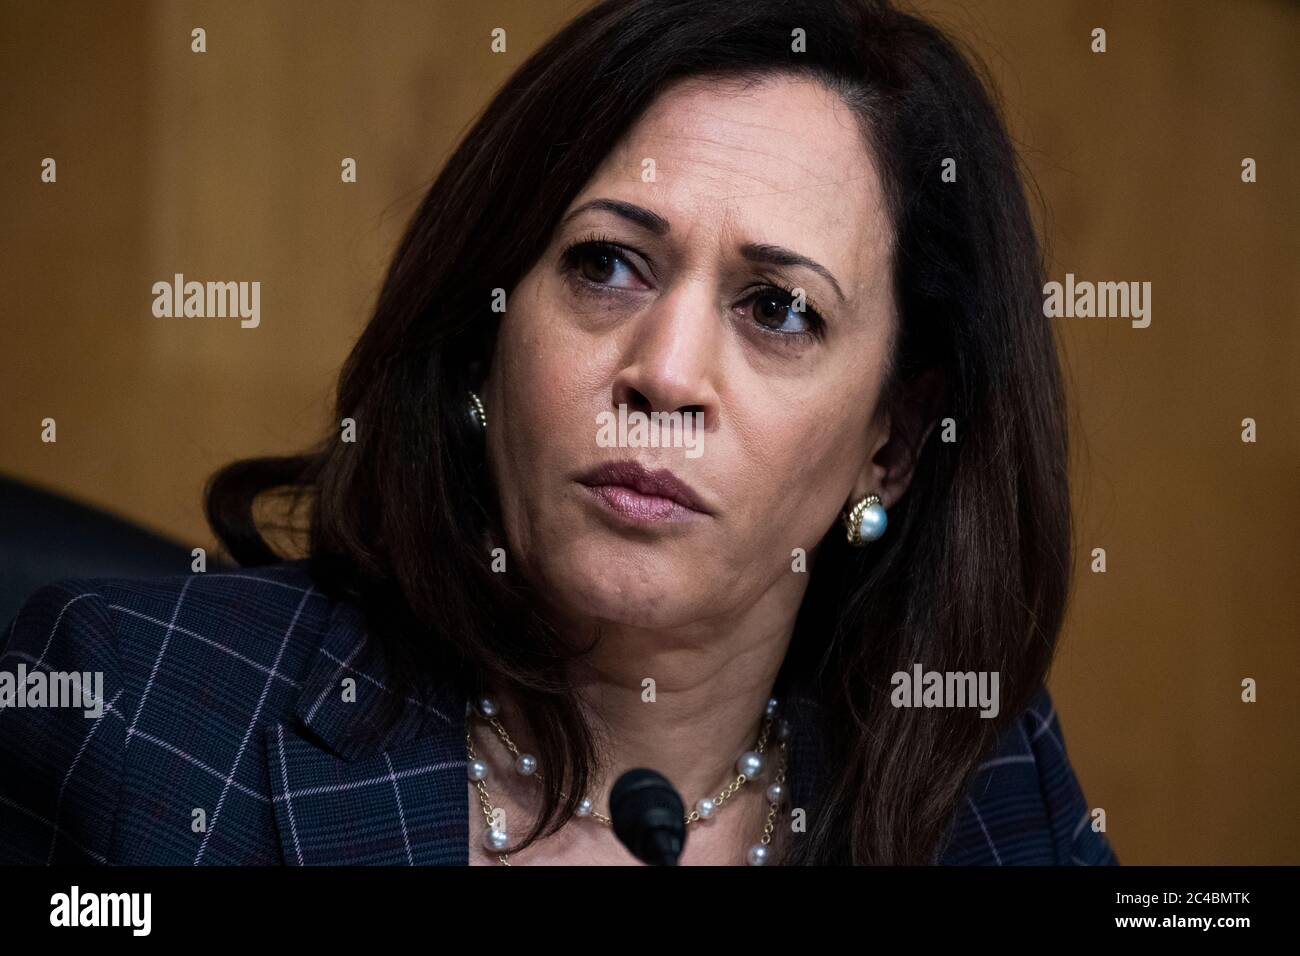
[0,561,1118,865]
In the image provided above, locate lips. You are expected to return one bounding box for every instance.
[575,460,712,518]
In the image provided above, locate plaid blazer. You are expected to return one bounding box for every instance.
[0,561,1118,865]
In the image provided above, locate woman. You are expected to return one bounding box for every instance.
[0,0,1117,866]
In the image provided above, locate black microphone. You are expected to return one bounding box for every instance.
[609,768,687,865]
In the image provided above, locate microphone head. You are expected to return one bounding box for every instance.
[609,768,687,866]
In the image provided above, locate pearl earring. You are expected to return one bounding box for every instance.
[467,390,487,431]
[842,494,886,547]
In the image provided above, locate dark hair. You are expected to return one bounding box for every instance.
[206,0,1069,864]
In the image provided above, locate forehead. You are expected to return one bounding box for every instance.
[568,74,892,300]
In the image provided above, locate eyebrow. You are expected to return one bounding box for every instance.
[560,198,847,303]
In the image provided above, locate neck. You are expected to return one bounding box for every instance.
[489,573,807,810]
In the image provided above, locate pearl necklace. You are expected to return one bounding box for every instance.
[465,694,791,865]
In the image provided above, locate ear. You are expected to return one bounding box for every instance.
[848,367,945,511]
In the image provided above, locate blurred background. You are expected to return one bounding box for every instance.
[0,0,1296,864]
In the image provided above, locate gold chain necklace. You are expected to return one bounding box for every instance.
[466,695,790,865]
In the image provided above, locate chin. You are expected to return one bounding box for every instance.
[539,547,706,629]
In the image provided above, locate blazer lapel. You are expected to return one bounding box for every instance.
[263,601,470,865]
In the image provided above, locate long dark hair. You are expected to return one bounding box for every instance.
[206,0,1069,864]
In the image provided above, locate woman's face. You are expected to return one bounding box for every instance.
[484,74,899,631]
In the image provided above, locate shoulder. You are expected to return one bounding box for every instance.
[0,561,350,864]
[938,684,1119,865]
[3,560,338,689]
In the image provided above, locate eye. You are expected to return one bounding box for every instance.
[744,285,826,340]
[561,238,644,291]
[560,237,827,344]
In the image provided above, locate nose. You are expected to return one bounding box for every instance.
[609,282,720,431]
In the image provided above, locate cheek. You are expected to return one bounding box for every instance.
[486,281,609,512]
[499,280,628,448]
[498,275,604,393]
[732,397,873,547]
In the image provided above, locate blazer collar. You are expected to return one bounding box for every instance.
[263,597,829,865]
[289,601,464,760]
[264,599,471,865]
